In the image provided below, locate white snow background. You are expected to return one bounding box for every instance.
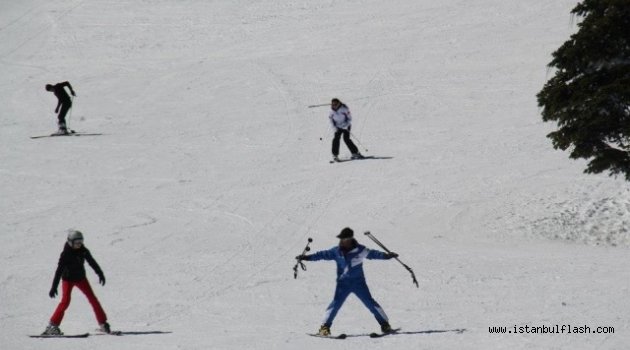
[1,0,629,349]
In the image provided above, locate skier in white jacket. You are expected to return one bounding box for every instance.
[329,98,363,161]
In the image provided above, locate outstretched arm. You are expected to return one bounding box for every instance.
[366,248,398,260]
[296,247,336,261]
[309,247,338,261]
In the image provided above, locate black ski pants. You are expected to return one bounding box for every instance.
[57,102,71,129]
[332,127,359,156]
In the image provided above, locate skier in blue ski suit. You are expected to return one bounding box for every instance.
[296,227,398,336]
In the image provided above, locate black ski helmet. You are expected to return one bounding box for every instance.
[67,229,84,246]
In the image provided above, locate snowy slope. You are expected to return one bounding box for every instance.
[1,0,629,349]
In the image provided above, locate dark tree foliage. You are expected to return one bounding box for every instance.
[537,0,630,179]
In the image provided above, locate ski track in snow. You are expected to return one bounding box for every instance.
[2,0,630,349]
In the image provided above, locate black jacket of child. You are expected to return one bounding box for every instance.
[51,244,104,290]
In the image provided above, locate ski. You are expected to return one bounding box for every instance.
[29,333,89,338]
[93,330,123,336]
[369,328,401,338]
[31,132,103,139]
[307,333,347,339]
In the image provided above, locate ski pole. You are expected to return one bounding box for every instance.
[68,96,75,132]
[307,103,331,108]
[364,231,419,288]
[293,238,313,279]
[349,131,369,153]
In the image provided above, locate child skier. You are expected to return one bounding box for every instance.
[43,230,111,335]
[328,98,364,161]
[295,227,398,336]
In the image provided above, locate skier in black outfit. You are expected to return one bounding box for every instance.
[45,81,76,134]
[42,230,111,336]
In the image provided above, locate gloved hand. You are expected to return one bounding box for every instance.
[295,254,310,261]
[49,287,57,298]
[55,108,59,113]
[386,252,399,259]
[71,91,76,97]
[98,273,106,286]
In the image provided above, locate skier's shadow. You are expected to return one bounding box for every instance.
[335,155,395,163]
[397,328,466,335]
[111,331,172,336]
[361,156,394,160]
[344,328,465,338]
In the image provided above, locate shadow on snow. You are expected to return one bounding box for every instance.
[344,328,466,338]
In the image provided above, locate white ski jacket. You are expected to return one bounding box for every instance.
[329,105,352,130]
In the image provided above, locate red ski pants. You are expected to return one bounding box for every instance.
[50,279,107,325]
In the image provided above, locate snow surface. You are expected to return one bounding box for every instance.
[1,0,629,349]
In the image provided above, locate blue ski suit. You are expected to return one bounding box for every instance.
[307,243,391,326]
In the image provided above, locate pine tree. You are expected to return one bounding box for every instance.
[537,0,630,179]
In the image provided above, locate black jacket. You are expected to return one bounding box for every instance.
[51,244,104,289]
[52,82,72,105]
